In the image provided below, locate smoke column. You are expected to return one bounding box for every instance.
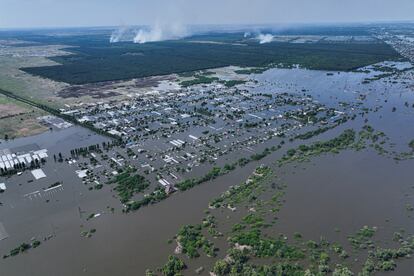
[110,22,190,44]
[256,33,274,44]
[110,26,129,43]
[133,22,189,44]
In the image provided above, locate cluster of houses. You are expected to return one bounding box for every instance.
[51,77,352,200]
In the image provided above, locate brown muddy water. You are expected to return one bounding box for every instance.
[1,64,414,275]
[2,128,414,276]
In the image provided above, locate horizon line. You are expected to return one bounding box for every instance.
[1,20,414,32]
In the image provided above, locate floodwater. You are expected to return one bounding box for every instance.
[0,147,262,276]
[0,126,109,153]
[1,63,414,275]
[277,150,414,273]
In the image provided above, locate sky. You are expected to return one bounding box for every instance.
[0,0,414,29]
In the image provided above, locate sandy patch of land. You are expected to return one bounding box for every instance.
[0,104,26,118]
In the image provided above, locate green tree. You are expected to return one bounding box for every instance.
[212,260,230,276]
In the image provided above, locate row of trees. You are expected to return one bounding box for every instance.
[70,144,101,157]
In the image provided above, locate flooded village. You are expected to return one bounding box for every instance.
[0,23,414,276]
[0,57,414,275]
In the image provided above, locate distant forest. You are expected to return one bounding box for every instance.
[17,31,402,85]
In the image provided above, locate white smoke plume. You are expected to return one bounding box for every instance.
[109,24,283,45]
[133,22,189,44]
[110,22,190,44]
[256,33,274,44]
[110,26,129,43]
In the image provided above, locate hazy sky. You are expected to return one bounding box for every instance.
[1,0,414,29]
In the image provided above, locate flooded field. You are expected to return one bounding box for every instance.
[1,62,414,275]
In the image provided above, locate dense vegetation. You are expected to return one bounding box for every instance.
[180,76,219,87]
[175,146,280,192]
[20,33,400,84]
[176,225,217,258]
[294,126,333,140]
[159,255,186,276]
[110,168,149,203]
[124,186,168,212]
[175,167,224,191]
[230,229,305,259]
[279,129,356,165]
